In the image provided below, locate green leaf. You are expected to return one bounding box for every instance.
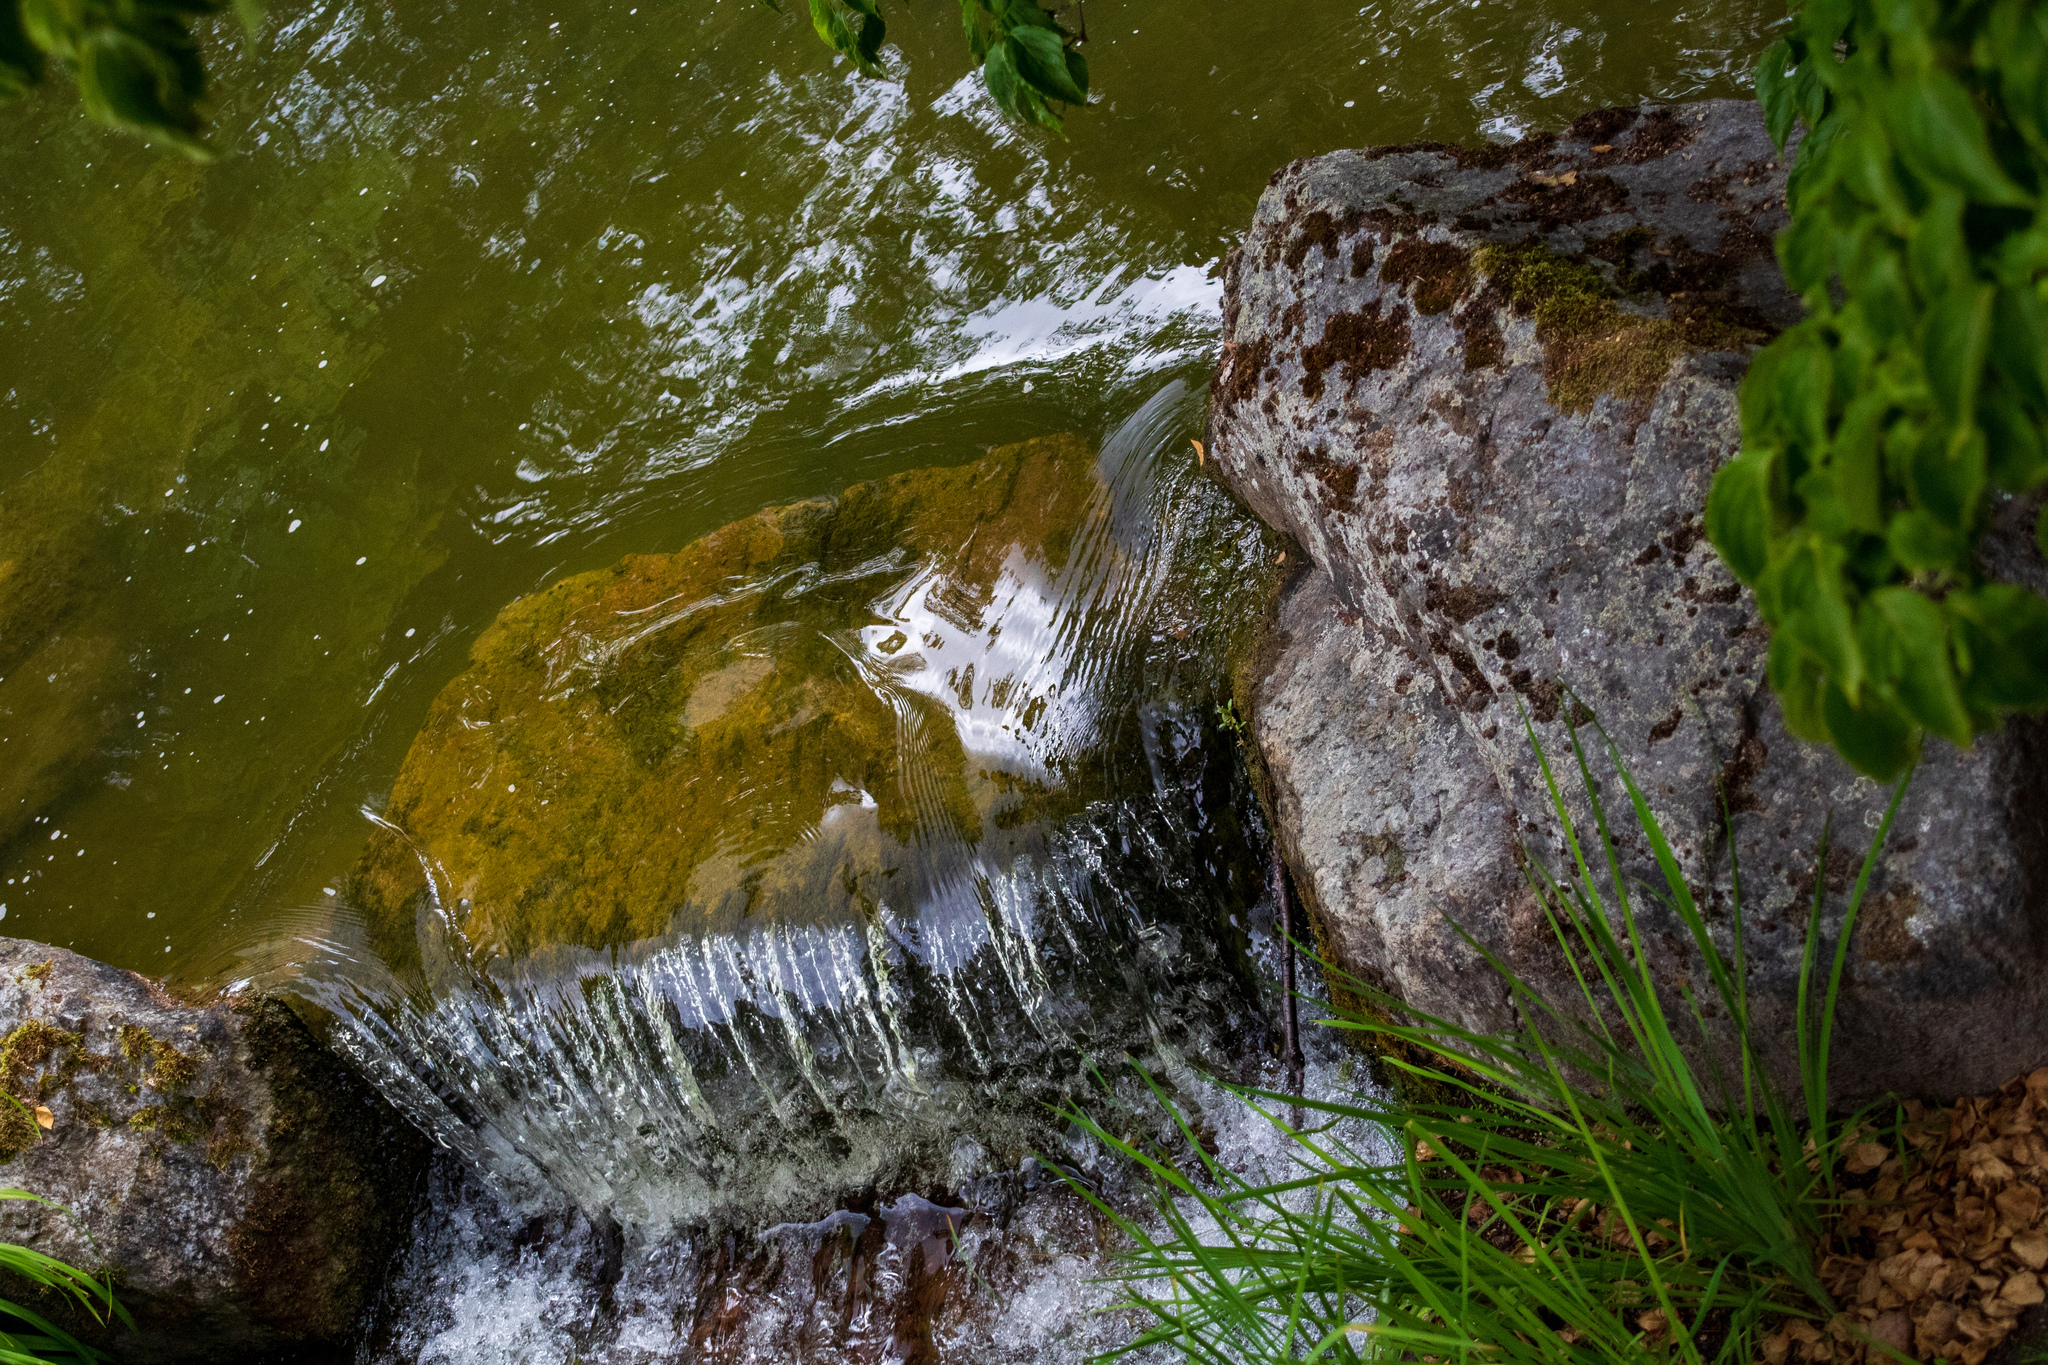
[1757,38,1800,149]
[0,0,43,100]
[855,10,885,65]
[1777,335,1834,453]
[1981,386,2047,491]
[1922,282,1995,423]
[1911,419,1989,527]
[76,27,210,157]
[1779,205,1833,296]
[1821,682,1918,780]
[982,38,1023,118]
[1780,545,1865,701]
[1063,47,1088,101]
[1706,452,1774,583]
[959,0,986,58]
[1884,70,2031,205]
[1949,584,2048,710]
[1907,190,1969,303]
[1831,389,1891,533]
[1887,507,1971,571]
[1861,587,1972,743]
[1769,634,1834,742]
[1992,282,2048,411]
[1006,24,1084,104]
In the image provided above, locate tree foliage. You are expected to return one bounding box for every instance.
[1707,0,2048,780]
[781,0,1088,130]
[0,0,1086,157]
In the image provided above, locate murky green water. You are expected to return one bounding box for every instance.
[0,0,1776,976]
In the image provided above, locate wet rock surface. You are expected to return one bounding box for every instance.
[0,939,427,1364]
[1210,99,2048,1105]
[351,431,1253,968]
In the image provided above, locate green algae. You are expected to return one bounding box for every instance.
[350,433,1137,965]
[1473,239,1764,413]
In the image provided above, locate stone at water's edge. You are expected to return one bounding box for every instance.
[0,939,427,1364]
[1210,100,2048,1106]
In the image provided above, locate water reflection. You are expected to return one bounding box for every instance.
[0,0,1776,972]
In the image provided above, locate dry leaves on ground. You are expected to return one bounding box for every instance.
[1761,1068,2048,1365]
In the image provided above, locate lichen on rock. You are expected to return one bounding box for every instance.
[1209,99,2048,1107]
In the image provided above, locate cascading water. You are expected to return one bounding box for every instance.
[216,380,1283,1256]
[1,0,1785,1352]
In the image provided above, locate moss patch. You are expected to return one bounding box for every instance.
[118,1024,198,1091]
[1472,239,1766,413]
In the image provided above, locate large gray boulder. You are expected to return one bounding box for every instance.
[0,939,427,1362]
[1209,99,2048,1106]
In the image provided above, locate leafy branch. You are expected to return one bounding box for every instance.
[1,0,1088,156]
[0,0,257,158]
[770,0,1089,131]
[1706,0,2048,779]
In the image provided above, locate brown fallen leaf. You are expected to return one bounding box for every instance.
[2011,1228,2048,1269]
[1637,1308,1667,1334]
[1527,170,1579,187]
[1997,1182,2041,1229]
[1190,438,1205,467]
[1590,143,1614,152]
[2002,1270,2045,1306]
[32,1105,53,1130]
[1276,551,1286,564]
[1845,1141,1891,1174]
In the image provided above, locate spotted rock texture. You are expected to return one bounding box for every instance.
[1210,100,2048,1106]
[0,940,426,1363]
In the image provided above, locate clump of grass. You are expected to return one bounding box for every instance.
[1076,714,1907,1364]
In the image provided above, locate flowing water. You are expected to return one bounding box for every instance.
[0,0,1778,1355]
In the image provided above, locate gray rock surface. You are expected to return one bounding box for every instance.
[1209,100,2048,1106]
[0,939,427,1363]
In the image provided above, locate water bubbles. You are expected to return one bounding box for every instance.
[289,519,302,533]
[213,695,225,704]
[185,544,197,553]
[319,439,330,452]
[405,627,416,638]
[356,557,368,566]
[372,274,387,286]
[319,360,329,369]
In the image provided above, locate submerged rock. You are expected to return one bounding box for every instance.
[352,432,1228,967]
[325,423,1279,1226]
[1210,100,2048,1105]
[0,939,426,1363]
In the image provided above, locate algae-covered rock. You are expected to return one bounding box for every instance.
[0,938,427,1364]
[353,434,1159,966]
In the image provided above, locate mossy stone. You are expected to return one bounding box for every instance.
[352,434,1120,965]
[1472,238,1767,413]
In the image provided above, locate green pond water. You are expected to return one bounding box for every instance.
[0,0,1777,978]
